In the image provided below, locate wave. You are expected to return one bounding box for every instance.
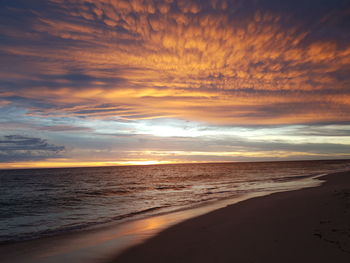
[2,160,349,245]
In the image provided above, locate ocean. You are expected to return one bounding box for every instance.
[1,160,350,244]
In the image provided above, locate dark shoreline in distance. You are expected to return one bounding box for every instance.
[110,171,350,263]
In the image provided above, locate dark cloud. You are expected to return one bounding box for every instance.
[2,96,59,110]
[37,125,93,132]
[0,72,127,92]
[0,135,65,162]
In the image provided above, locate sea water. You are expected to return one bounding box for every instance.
[1,160,349,243]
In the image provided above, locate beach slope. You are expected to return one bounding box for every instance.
[111,171,350,263]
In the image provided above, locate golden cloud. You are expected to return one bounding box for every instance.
[2,0,350,125]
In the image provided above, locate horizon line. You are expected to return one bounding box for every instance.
[1,158,349,171]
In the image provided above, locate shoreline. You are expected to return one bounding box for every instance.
[110,171,350,263]
[0,172,324,248]
[0,171,346,263]
[1,171,324,246]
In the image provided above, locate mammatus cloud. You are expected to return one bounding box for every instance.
[0,135,65,162]
[0,0,349,125]
[0,0,350,168]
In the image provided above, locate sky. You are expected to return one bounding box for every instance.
[0,0,350,169]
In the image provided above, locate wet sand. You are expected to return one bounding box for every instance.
[111,171,350,263]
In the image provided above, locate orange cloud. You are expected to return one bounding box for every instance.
[1,0,350,125]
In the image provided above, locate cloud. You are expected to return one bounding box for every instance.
[0,0,349,125]
[1,0,350,168]
[56,133,350,164]
[0,135,65,162]
[37,125,93,132]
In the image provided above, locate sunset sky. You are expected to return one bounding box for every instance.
[1,0,350,168]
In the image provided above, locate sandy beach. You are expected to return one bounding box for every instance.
[1,171,350,263]
[111,171,350,263]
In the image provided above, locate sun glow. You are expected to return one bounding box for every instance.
[0,159,175,169]
[107,160,172,166]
